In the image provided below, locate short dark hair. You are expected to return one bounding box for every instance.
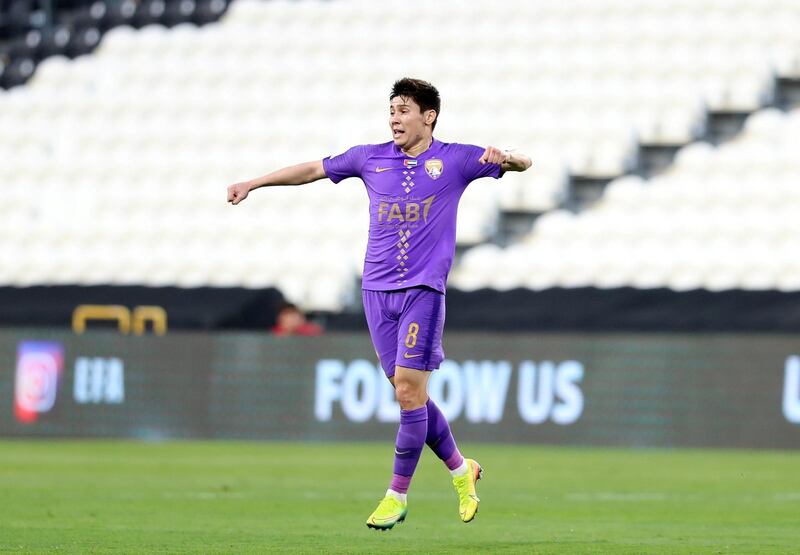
[390,78,441,130]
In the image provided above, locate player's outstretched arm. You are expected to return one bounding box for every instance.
[479,146,532,173]
[227,160,327,205]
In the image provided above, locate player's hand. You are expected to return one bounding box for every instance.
[227,182,251,205]
[479,146,508,165]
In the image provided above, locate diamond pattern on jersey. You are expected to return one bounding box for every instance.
[395,229,412,285]
[402,170,416,194]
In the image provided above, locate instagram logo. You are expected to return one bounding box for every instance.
[14,341,64,424]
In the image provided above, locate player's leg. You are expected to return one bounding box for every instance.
[388,287,445,501]
[366,365,429,530]
[393,288,466,468]
[388,364,430,494]
[361,290,401,380]
[362,289,411,530]
[425,399,464,471]
[382,375,481,522]
[395,287,483,522]
[425,392,482,523]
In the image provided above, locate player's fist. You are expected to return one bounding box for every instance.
[227,182,251,205]
[479,146,508,165]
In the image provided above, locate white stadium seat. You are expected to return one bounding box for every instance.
[456,104,800,292]
[2,0,800,308]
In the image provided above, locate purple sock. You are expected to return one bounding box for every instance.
[389,406,428,494]
[425,398,464,471]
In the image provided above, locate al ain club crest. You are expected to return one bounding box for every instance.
[425,159,444,180]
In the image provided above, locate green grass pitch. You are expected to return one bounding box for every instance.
[1,441,798,554]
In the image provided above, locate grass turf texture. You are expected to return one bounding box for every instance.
[1,441,798,554]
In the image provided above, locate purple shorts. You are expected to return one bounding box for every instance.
[362,286,446,378]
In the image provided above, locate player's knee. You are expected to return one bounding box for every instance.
[394,380,424,410]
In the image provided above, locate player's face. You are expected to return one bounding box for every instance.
[389,96,434,149]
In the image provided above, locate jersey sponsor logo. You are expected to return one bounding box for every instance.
[425,159,443,180]
[375,166,393,173]
[403,352,422,359]
[377,195,435,223]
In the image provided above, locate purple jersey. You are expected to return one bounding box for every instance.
[323,139,502,292]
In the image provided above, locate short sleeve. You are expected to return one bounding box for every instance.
[456,144,503,183]
[323,145,369,184]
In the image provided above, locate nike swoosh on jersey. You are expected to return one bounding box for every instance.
[375,167,394,173]
[403,352,422,359]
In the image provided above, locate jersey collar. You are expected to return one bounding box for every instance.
[396,137,441,159]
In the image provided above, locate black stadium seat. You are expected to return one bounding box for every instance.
[133,0,168,28]
[2,33,37,60]
[162,0,197,27]
[0,53,7,85]
[2,0,37,39]
[102,0,137,29]
[0,53,34,87]
[192,0,227,25]
[36,25,71,59]
[54,0,90,9]
[65,24,100,57]
[0,0,230,88]
[55,1,106,30]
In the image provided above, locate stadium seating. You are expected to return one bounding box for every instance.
[0,0,230,88]
[1,0,799,310]
[450,106,800,292]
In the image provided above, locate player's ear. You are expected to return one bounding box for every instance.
[425,109,437,127]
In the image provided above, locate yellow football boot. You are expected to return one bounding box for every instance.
[366,495,408,530]
[452,458,483,523]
